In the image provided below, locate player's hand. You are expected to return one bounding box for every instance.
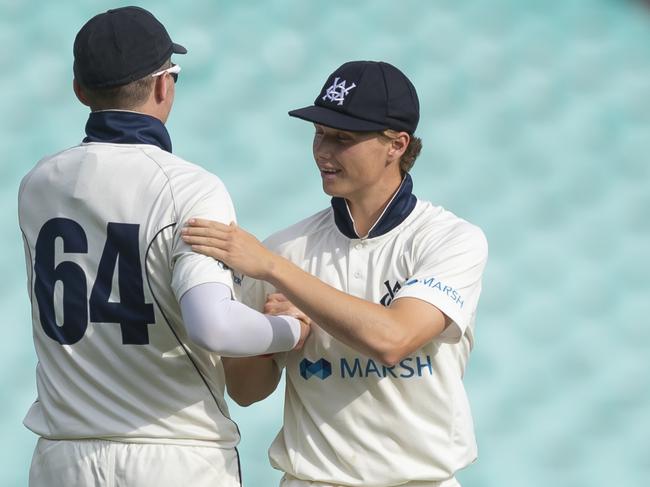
[265,293,312,351]
[182,219,276,280]
[294,319,311,351]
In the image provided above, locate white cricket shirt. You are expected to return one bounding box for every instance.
[242,177,488,485]
[19,112,240,447]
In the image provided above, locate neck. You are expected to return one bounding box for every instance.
[347,177,402,238]
[83,110,173,153]
[331,173,417,239]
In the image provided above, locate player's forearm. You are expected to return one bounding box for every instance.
[181,283,301,356]
[265,255,408,365]
[222,356,282,406]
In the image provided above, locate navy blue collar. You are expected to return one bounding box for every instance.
[83,110,173,153]
[331,174,417,239]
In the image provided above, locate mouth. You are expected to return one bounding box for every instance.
[319,166,341,176]
[319,167,342,182]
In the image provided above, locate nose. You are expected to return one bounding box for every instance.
[313,134,332,159]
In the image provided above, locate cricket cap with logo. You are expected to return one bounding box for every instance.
[289,60,420,133]
[73,6,187,89]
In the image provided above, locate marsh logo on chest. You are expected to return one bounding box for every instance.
[300,358,332,380]
[379,280,402,307]
[298,355,435,381]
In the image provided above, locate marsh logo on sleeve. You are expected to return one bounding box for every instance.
[405,276,465,309]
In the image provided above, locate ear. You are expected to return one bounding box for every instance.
[73,79,90,107]
[153,74,170,104]
[387,132,410,162]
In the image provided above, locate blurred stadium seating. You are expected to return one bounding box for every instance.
[1,1,648,485]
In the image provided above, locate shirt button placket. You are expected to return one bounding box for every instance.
[349,239,367,295]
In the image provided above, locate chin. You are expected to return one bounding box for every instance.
[322,182,344,198]
[321,181,334,195]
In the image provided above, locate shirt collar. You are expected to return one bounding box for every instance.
[331,173,417,239]
[83,110,173,153]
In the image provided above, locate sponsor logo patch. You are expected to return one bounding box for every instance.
[299,355,435,380]
[300,358,332,380]
[405,276,465,308]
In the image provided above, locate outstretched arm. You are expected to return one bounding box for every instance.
[182,220,449,366]
[180,282,310,356]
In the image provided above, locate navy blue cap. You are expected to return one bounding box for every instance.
[289,61,419,133]
[74,6,187,89]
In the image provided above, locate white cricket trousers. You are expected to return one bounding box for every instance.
[29,438,242,487]
[280,475,461,487]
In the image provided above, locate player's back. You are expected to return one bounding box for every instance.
[19,142,239,446]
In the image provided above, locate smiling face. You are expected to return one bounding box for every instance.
[312,124,402,203]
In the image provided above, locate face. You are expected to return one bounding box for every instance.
[312,124,399,201]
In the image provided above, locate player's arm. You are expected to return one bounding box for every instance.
[180,282,309,356]
[220,294,309,405]
[222,356,282,406]
[170,171,310,358]
[182,221,451,366]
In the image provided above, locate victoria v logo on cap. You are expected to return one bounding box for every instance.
[322,77,356,106]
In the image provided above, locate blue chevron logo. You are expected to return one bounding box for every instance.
[300,358,332,380]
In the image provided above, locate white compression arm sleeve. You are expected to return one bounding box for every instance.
[180,282,301,356]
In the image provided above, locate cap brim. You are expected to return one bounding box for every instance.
[172,42,187,54]
[288,106,387,132]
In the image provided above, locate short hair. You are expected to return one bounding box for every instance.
[79,60,170,111]
[380,129,423,175]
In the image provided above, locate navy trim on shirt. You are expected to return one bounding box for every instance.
[83,110,173,153]
[331,173,417,239]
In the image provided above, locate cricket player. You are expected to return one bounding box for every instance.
[19,7,308,486]
[182,61,488,486]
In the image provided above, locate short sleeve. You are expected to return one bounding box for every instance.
[393,223,488,343]
[171,172,238,300]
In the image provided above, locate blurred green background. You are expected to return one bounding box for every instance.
[2,0,649,486]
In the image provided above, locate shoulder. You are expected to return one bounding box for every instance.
[409,200,488,259]
[136,147,232,204]
[263,207,333,253]
[19,144,84,197]
[140,147,226,186]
